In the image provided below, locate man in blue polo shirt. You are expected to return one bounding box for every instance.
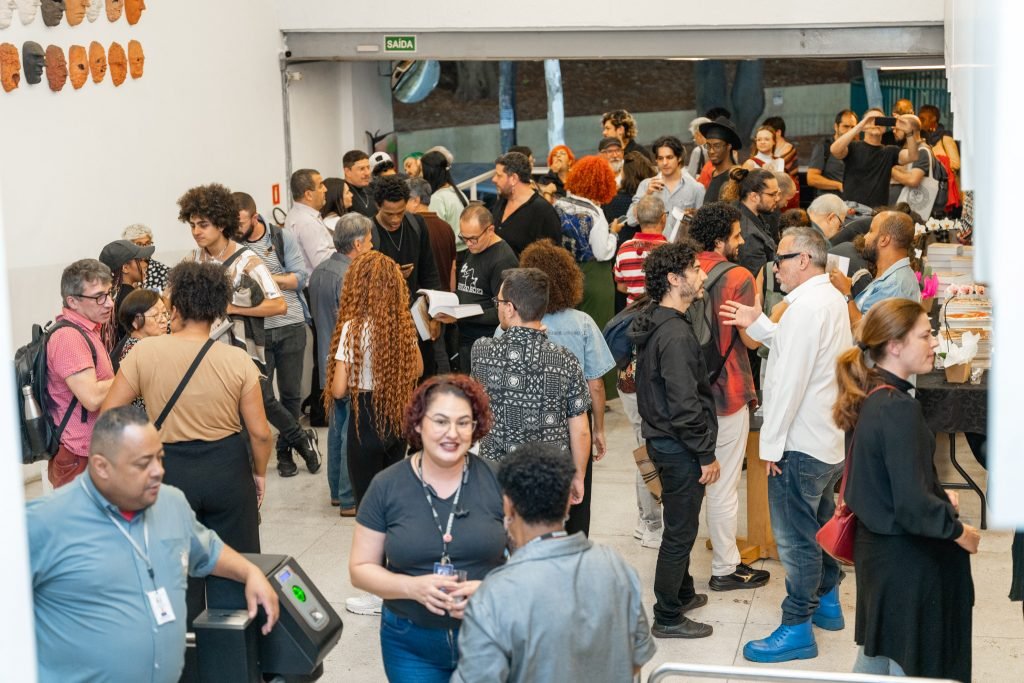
[828,211,919,325]
[27,406,279,683]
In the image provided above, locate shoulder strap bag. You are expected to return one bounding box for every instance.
[816,383,896,565]
[153,339,216,431]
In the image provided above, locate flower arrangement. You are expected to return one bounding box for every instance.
[944,283,986,299]
[917,269,939,299]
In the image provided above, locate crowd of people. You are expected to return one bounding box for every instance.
[24,101,1010,683]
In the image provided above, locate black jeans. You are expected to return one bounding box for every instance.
[565,452,593,537]
[262,323,307,454]
[348,392,407,505]
[649,438,706,626]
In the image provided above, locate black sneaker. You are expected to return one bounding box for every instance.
[298,428,322,474]
[651,616,713,639]
[277,452,299,477]
[709,563,770,591]
[680,593,708,612]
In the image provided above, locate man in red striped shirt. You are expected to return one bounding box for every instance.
[613,195,668,304]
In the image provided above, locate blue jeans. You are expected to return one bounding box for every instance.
[327,399,354,507]
[648,437,705,626]
[379,607,459,683]
[768,450,844,625]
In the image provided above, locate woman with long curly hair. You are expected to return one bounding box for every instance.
[324,250,422,508]
[515,239,615,536]
[349,374,504,680]
[553,155,622,341]
[834,298,978,682]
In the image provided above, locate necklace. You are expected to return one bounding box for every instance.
[353,186,371,210]
[382,221,404,253]
[208,239,231,262]
[416,453,468,565]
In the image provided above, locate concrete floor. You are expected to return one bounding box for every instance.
[27,399,1022,682]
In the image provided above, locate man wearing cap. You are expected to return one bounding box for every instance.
[599,136,633,241]
[368,151,397,177]
[700,117,743,204]
[99,239,155,342]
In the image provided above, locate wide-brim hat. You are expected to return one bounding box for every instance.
[699,116,743,151]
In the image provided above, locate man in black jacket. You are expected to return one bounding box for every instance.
[629,239,720,640]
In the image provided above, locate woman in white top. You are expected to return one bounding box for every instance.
[421,151,469,251]
[322,177,353,233]
[743,125,786,172]
[325,250,422,505]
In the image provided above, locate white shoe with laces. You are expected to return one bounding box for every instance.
[641,528,663,549]
[345,593,383,616]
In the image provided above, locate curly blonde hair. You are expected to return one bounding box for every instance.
[323,251,420,440]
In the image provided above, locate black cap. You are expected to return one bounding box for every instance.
[698,116,743,151]
[598,136,623,151]
[99,240,155,273]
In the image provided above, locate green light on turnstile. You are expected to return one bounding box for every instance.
[292,585,307,602]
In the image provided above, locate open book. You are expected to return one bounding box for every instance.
[410,290,484,341]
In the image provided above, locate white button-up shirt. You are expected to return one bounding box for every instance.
[283,202,334,277]
[747,273,852,464]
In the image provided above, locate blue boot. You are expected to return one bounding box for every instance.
[743,620,817,663]
[812,586,845,631]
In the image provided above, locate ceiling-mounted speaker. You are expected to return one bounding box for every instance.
[391,60,441,104]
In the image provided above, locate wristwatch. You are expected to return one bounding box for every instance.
[842,293,853,303]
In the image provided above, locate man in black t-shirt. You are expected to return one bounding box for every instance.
[806,109,857,199]
[830,109,920,210]
[343,150,377,218]
[492,152,562,256]
[447,205,519,372]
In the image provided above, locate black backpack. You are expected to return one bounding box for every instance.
[685,261,739,384]
[602,295,652,370]
[14,321,96,464]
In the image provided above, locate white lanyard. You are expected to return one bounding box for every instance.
[80,478,154,580]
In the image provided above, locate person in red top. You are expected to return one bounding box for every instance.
[689,202,771,591]
[613,195,668,305]
[45,259,116,487]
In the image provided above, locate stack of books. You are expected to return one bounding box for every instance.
[941,297,992,369]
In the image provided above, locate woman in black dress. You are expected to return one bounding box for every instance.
[834,298,980,682]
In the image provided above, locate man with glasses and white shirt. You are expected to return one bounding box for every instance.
[451,204,519,372]
[720,227,853,664]
[45,259,118,487]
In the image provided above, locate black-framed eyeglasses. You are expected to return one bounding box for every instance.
[458,226,491,245]
[492,297,513,308]
[773,252,805,268]
[74,289,114,306]
[705,141,728,151]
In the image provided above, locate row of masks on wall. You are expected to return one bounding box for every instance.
[1,39,143,91]
[0,0,146,28]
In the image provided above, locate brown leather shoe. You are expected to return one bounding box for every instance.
[339,506,356,517]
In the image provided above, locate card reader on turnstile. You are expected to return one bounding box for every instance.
[189,554,343,683]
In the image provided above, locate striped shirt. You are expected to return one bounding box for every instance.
[244,228,305,329]
[612,232,667,304]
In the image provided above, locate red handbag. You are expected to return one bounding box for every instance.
[817,384,895,566]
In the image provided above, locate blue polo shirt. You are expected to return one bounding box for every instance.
[27,473,224,683]
[854,257,921,313]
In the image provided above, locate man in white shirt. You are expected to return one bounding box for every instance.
[720,226,853,664]
[283,168,333,277]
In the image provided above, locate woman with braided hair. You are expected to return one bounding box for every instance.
[325,250,422,507]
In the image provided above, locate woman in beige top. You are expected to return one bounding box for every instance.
[103,261,270,620]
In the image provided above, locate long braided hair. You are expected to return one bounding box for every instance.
[323,250,420,440]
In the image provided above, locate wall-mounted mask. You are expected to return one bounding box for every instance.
[40,0,62,27]
[86,0,100,21]
[104,0,120,21]
[65,0,87,25]
[127,39,143,79]
[44,44,66,91]
[124,0,141,25]
[108,41,126,86]
[68,44,87,89]
[16,0,40,25]
[88,41,106,83]
[0,1,16,30]
[22,41,44,85]
[0,42,20,93]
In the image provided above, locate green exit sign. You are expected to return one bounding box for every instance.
[384,35,417,53]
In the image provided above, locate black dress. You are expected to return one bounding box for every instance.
[845,370,973,683]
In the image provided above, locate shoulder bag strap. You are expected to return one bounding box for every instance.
[48,321,99,431]
[221,244,249,271]
[837,383,897,505]
[154,339,216,431]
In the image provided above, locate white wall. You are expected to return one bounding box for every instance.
[286,61,395,178]
[0,0,287,346]
[274,0,943,31]
[0,2,287,678]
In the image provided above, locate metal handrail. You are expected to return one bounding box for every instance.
[647,663,958,683]
[455,165,552,201]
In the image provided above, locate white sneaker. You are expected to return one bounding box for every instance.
[345,593,383,616]
[633,521,644,540]
[641,528,663,549]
